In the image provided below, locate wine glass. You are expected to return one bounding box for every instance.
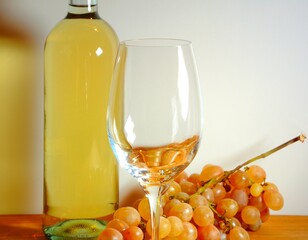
[107,38,203,239]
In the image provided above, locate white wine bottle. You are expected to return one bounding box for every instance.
[44,0,119,238]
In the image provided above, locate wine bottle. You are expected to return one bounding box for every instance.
[43,0,119,238]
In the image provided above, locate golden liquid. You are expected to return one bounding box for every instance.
[44,17,119,225]
[128,135,200,184]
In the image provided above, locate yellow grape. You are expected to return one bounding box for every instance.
[169,202,193,222]
[174,171,188,183]
[164,181,182,197]
[263,182,279,192]
[177,222,198,240]
[163,198,181,216]
[201,187,215,202]
[167,216,184,237]
[200,164,224,183]
[229,170,250,189]
[246,165,266,183]
[193,205,214,227]
[212,183,227,203]
[229,226,250,240]
[106,219,129,232]
[146,216,171,239]
[137,197,162,221]
[180,181,198,195]
[250,182,264,197]
[188,194,208,208]
[197,224,220,240]
[122,226,144,240]
[241,205,261,225]
[230,188,249,211]
[113,207,141,226]
[216,198,239,218]
[248,195,267,212]
[98,228,123,240]
[263,189,284,211]
[187,173,202,187]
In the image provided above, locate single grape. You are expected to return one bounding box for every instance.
[175,191,190,202]
[197,224,220,240]
[263,182,279,192]
[146,216,171,239]
[180,181,198,195]
[164,181,182,198]
[167,216,184,237]
[229,226,250,240]
[216,198,239,218]
[230,188,248,211]
[250,182,264,197]
[174,171,188,183]
[212,183,227,203]
[188,194,208,208]
[229,170,250,189]
[201,188,215,202]
[248,195,267,212]
[241,205,261,225]
[193,205,214,227]
[200,164,224,183]
[163,198,181,216]
[263,189,284,211]
[98,228,123,240]
[248,218,262,232]
[177,221,198,240]
[169,202,193,222]
[122,226,144,240]
[187,173,202,187]
[260,207,270,222]
[106,219,129,232]
[113,207,141,227]
[246,165,266,183]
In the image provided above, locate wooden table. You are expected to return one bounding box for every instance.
[0,215,307,239]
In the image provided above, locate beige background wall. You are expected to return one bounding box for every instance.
[1,0,307,215]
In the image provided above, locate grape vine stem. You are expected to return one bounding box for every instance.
[199,133,306,193]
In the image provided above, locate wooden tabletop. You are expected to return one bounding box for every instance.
[0,215,307,239]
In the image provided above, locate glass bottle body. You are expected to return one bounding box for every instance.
[44,1,119,238]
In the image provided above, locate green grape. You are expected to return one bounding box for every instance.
[216,198,239,218]
[241,206,261,225]
[192,205,214,227]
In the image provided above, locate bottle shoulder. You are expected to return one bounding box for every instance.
[46,18,118,44]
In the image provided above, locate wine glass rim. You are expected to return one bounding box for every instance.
[119,38,192,48]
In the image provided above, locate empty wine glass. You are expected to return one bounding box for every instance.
[107,38,203,239]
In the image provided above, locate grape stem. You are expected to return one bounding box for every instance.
[199,134,306,193]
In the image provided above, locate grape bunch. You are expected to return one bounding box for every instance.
[98,134,305,240]
[99,164,283,240]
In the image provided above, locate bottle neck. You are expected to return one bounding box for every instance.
[67,0,100,19]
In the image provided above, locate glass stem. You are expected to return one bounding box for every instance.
[145,185,164,240]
